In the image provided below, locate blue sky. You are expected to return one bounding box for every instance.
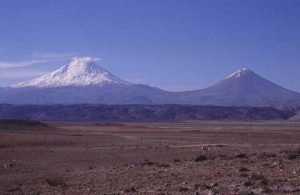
[0,0,299,91]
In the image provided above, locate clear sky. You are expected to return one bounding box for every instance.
[0,0,299,92]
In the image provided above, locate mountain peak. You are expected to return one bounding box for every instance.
[62,57,106,76]
[68,57,101,71]
[14,57,130,88]
[226,68,254,79]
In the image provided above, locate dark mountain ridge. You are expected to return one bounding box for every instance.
[0,104,294,122]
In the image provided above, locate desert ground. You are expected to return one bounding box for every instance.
[0,121,299,194]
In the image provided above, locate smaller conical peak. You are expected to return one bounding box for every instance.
[226,68,254,79]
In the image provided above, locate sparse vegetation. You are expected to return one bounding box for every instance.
[236,153,248,159]
[217,154,231,160]
[123,187,137,193]
[259,152,277,159]
[140,158,155,166]
[178,187,190,192]
[240,173,249,178]
[250,174,269,186]
[239,167,250,172]
[157,162,170,168]
[244,181,254,187]
[194,155,207,162]
[7,188,24,193]
[45,175,67,187]
[194,184,212,190]
[286,148,300,160]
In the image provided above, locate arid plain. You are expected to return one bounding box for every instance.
[0,121,299,194]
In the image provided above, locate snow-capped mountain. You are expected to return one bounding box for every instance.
[178,67,300,106]
[14,57,130,88]
[1,58,300,106]
[226,68,253,79]
[0,57,169,104]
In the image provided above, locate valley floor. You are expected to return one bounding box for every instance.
[0,121,300,194]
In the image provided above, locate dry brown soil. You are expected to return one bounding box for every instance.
[0,121,299,194]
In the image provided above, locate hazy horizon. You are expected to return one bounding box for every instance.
[0,0,300,92]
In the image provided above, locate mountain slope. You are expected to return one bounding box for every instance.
[0,84,172,104]
[177,68,300,106]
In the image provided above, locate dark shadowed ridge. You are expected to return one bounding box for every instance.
[0,104,294,122]
[0,119,50,131]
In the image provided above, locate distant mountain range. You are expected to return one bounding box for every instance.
[0,104,294,122]
[0,57,300,106]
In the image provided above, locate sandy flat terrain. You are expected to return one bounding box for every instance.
[0,121,299,194]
